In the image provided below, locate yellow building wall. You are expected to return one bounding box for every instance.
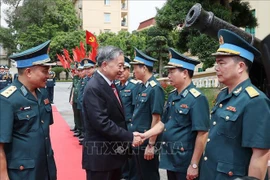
[80,0,127,35]
[245,0,270,39]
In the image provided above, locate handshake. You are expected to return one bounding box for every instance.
[132,132,147,147]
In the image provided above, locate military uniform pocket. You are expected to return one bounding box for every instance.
[175,107,190,127]
[215,162,246,179]
[217,112,240,139]
[172,142,194,167]
[8,159,35,180]
[137,96,149,112]
[45,104,52,112]
[15,110,38,134]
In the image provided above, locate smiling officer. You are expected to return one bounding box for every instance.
[0,41,57,180]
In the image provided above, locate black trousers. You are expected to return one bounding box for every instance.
[131,149,160,180]
[72,102,81,130]
[47,87,54,102]
[86,169,121,180]
[167,170,186,180]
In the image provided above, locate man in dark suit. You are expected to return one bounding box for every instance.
[82,46,142,180]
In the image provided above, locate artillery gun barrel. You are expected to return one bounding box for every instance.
[184,3,261,62]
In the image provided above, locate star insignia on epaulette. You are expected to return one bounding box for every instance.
[1,86,17,98]
[189,88,201,98]
[245,86,259,98]
[149,80,157,87]
[130,79,138,84]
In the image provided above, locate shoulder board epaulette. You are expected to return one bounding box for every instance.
[220,86,228,91]
[130,79,138,84]
[169,88,176,94]
[149,80,157,87]
[245,86,259,98]
[1,86,17,98]
[189,88,201,98]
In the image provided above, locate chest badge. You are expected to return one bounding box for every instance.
[44,98,50,105]
[141,93,147,97]
[180,104,188,108]
[124,90,131,92]
[226,106,236,112]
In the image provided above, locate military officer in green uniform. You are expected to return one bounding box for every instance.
[69,63,80,132]
[116,56,139,130]
[73,64,85,138]
[0,65,8,90]
[0,40,57,180]
[137,49,210,180]
[116,56,140,180]
[199,29,270,179]
[5,66,13,86]
[78,58,95,145]
[46,70,56,103]
[130,48,165,180]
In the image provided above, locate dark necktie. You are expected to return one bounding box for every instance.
[111,83,122,106]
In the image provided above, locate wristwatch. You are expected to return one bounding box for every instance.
[148,142,155,148]
[190,163,198,169]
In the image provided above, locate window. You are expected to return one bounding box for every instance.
[104,0,110,5]
[245,10,255,35]
[104,13,111,23]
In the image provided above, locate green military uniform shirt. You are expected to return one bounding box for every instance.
[78,76,90,110]
[160,82,210,172]
[130,75,165,145]
[0,79,56,180]
[116,78,139,130]
[72,75,80,103]
[200,79,270,179]
[76,77,83,110]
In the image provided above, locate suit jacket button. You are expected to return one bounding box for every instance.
[19,165,24,171]
[228,171,233,176]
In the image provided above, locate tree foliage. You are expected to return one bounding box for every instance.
[145,26,170,76]
[155,0,257,69]
[97,30,147,60]
[0,0,80,58]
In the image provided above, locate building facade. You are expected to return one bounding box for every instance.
[73,0,129,35]
[244,0,270,40]
[0,44,8,66]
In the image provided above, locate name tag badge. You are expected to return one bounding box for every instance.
[20,106,31,111]
[141,93,147,97]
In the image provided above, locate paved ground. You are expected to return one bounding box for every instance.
[54,82,167,180]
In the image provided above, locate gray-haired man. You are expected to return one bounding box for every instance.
[82,46,142,180]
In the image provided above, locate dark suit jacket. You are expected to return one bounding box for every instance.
[82,72,133,171]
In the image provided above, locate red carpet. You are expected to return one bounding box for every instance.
[51,105,85,180]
